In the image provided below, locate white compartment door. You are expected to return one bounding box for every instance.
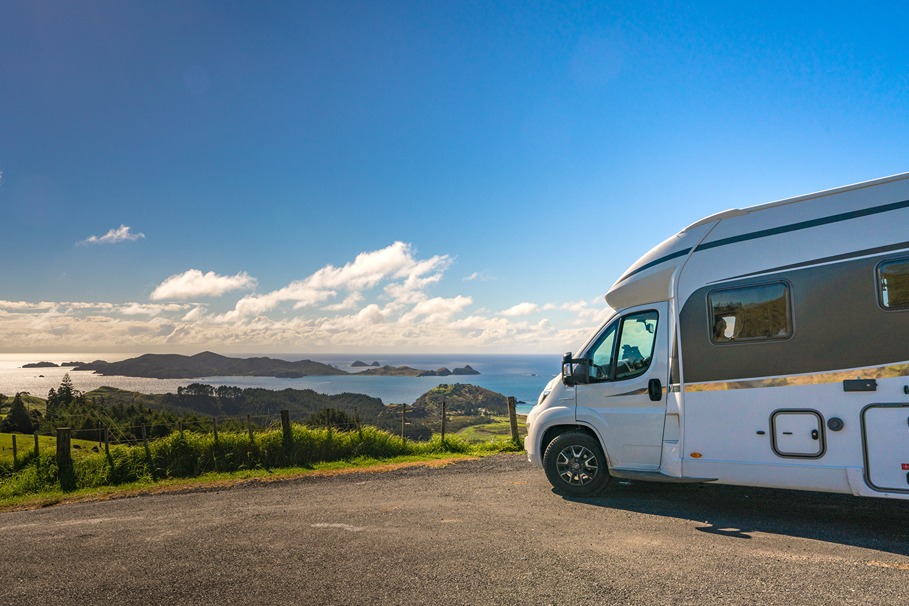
[771,410,825,458]
[863,404,909,493]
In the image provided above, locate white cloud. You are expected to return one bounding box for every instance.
[501,302,539,317]
[0,243,609,353]
[323,292,365,312]
[219,242,451,320]
[79,225,145,245]
[463,270,494,282]
[119,302,189,316]
[150,269,257,301]
[182,306,205,322]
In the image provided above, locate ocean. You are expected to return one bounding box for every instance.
[0,353,561,414]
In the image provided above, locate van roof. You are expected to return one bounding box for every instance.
[605,171,909,311]
[683,171,909,232]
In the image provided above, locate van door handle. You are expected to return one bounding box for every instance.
[648,379,662,402]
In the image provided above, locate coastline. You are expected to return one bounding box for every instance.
[0,353,557,412]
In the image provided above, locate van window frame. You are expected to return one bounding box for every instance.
[707,280,794,345]
[582,309,659,382]
[876,256,909,312]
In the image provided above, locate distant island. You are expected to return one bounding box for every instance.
[52,352,480,380]
[358,364,480,377]
[73,352,347,379]
[351,360,381,368]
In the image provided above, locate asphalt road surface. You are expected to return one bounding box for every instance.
[3,453,909,605]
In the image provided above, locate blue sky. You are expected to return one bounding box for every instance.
[2,1,908,354]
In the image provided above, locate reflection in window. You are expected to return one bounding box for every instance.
[588,323,617,379]
[879,259,909,310]
[615,311,658,380]
[585,311,658,381]
[709,282,792,343]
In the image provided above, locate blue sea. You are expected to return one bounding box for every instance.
[0,353,561,414]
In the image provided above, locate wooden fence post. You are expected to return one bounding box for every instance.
[11,434,17,466]
[401,403,407,442]
[212,417,219,444]
[142,424,150,459]
[441,400,447,442]
[34,431,39,458]
[507,396,520,447]
[246,414,254,443]
[56,427,75,490]
[104,428,110,457]
[281,410,292,443]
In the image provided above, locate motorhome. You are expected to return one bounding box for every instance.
[525,173,909,499]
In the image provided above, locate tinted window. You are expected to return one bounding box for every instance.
[709,282,792,343]
[879,259,909,310]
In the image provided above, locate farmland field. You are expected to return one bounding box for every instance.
[0,433,99,464]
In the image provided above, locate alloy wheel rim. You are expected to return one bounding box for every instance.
[555,444,598,486]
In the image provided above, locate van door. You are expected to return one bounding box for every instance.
[575,302,669,471]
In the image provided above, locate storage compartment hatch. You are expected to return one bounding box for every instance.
[862,404,909,493]
[771,410,825,458]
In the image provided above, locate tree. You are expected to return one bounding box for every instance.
[0,393,34,433]
[181,383,214,397]
[47,374,82,420]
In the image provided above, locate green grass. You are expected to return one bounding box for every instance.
[0,433,99,465]
[455,415,526,442]
[0,452,485,511]
[0,424,523,508]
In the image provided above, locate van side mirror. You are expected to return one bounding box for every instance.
[562,352,589,386]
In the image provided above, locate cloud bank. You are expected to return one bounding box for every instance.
[0,242,611,353]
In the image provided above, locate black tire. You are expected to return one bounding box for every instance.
[542,431,611,497]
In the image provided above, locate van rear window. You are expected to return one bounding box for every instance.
[878,259,909,310]
[708,282,792,343]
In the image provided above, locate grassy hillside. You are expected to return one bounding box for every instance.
[0,393,47,416]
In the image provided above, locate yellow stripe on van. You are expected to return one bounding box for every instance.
[685,362,909,392]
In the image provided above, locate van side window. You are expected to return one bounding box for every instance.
[708,282,792,343]
[586,311,658,381]
[615,311,659,380]
[878,259,909,310]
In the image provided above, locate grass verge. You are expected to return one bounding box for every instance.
[0,452,489,512]
[0,424,523,512]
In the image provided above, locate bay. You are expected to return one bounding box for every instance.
[0,353,561,414]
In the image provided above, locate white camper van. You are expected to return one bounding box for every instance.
[525,173,909,499]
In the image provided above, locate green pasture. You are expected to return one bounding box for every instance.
[456,415,526,442]
[0,433,100,465]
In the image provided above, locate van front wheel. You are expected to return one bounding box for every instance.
[543,431,610,497]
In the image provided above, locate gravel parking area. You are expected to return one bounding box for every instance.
[2,453,909,605]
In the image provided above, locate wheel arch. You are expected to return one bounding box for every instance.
[541,424,609,467]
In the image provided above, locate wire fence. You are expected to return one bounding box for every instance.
[1,398,525,474]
